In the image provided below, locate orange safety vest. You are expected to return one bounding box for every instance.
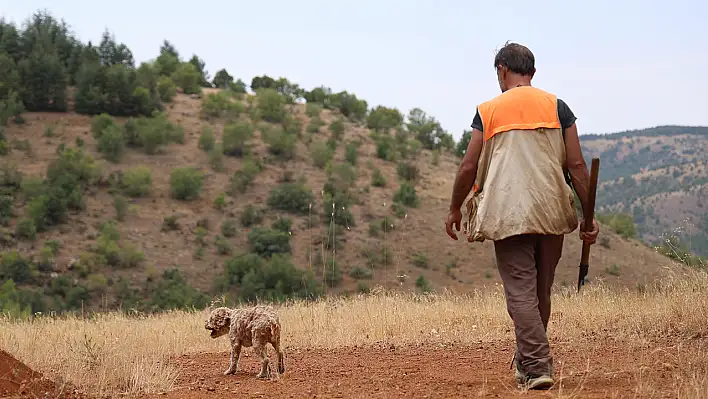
[476,86,561,142]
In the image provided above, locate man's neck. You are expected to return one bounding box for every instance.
[505,76,533,90]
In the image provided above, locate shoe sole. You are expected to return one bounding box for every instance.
[528,377,554,390]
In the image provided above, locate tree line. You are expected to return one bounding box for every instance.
[0,9,462,153]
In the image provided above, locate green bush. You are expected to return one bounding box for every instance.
[198,126,216,151]
[0,250,37,284]
[306,103,322,118]
[248,227,291,257]
[201,91,244,119]
[241,205,264,227]
[171,62,202,95]
[396,162,419,182]
[371,168,387,187]
[157,76,177,102]
[14,218,36,241]
[272,217,292,233]
[208,144,224,172]
[222,122,253,157]
[262,125,296,161]
[267,183,314,215]
[255,88,287,123]
[91,113,118,140]
[329,119,345,140]
[394,182,419,208]
[221,219,238,238]
[310,141,334,169]
[230,159,262,194]
[345,142,358,165]
[221,253,321,301]
[92,221,144,269]
[97,124,126,163]
[169,167,204,200]
[349,266,373,280]
[147,268,209,311]
[121,166,152,197]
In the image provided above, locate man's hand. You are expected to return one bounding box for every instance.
[579,218,599,244]
[446,208,462,240]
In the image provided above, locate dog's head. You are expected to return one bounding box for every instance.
[204,307,231,339]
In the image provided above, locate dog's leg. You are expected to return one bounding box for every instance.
[254,341,271,379]
[273,340,285,374]
[224,343,241,375]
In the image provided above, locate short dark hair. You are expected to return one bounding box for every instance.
[493,41,535,76]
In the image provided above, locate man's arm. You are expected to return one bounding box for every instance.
[564,123,592,216]
[449,128,484,211]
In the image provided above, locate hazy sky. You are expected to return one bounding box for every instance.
[2,0,706,140]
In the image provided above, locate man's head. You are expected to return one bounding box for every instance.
[493,42,536,92]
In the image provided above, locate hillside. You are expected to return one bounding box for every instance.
[0,10,690,316]
[580,126,708,257]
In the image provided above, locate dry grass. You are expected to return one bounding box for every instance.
[1,266,708,397]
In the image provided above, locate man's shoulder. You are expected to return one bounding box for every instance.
[479,86,557,110]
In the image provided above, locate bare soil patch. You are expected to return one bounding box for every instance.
[0,350,84,399]
[139,338,707,399]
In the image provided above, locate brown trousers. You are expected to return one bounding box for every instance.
[493,233,564,377]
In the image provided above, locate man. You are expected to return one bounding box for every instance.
[445,42,599,390]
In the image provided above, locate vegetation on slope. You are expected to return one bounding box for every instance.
[0,10,461,316]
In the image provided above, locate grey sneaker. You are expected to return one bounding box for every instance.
[525,374,554,390]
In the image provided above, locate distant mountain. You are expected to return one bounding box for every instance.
[580,126,708,257]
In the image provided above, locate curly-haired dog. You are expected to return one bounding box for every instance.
[205,305,285,378]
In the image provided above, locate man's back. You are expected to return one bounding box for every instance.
[463,86,579,242]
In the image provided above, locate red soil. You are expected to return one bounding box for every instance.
[0,350,84,399]
[138,338,707,399]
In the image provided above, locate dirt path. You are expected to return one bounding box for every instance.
[140,339,705,399]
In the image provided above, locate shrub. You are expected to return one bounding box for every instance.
[411,252,428,268]
[169,167,204,200]
[157,76,177,102]
[262,125,296,161]
[240,205,264,227]
[198,127,216,151]
[113,194,128,221]
[310,141,334,169]
[345,142,358,165]
[98,125,125,163]
[271,217,292,233]
[208,144,224,172]
[267,183,314,215]
[247,227,291,257]
[171,62,202,95]
[222,122,253,157]
[91,113,118,140]
[221,219,238,238]
[15,218,36,241]
[415,275,432,292]
[306,117,325,134]
[121,166,152,197]
[215,235,232,255]
[255,88,287,123]
[213,192,227,211]
[371,168,387,187]
[396,162,419,182]
[221,253,321,301]
[306,103,322,118]
[230,159,262,194]
[375,135,396,161]
[201,91,244,119]
[329,119,345,140]
[394,182,419,208]
[349,266,373,280]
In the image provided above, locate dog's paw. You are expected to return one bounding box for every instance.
[223,368,236,376]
